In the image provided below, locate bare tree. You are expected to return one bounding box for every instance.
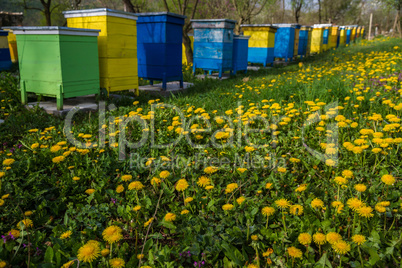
[121,0,146,13]
[162,0,200,64]
[291,0,303,23]
[231,0,269,34]
[21,0,59,26]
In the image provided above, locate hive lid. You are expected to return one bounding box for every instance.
[300,25,313,29]
[234,35,251,39]
[240,24,278,29]
[63,8,138,20]
[191,19,236,29]
[136,12,186,19]
[272,23,296,28]
[9,26,100,36]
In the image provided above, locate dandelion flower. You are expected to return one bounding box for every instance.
[204,166,218,174]
[184,197,193,204]
[347,198,364,211]
[275,199,290,209]
[60,230,72,239]
[352,234,366,246]
[263,248,273,257]
[354,184,367,192]
[133,205,141,211]
[342,170,353,178]
[181,209,189,215]
[332,241,350,254]
[116,185,124,193]
[334,176,348,185]
[311,198,324,209]
[159,171,170,179]
[375,204,386,213]
[289,204,303,216]
[197,176,211,187]
[128,181,144,191]
[295,184,307,192]
[77,243,100,263]
[2,159,15,166]
[17,219,33,229]
[121,175,132,181]
[326,232,342,245]
[109,258,125,268]
[85,189,95,195]
[236,196,246,205]
[101,249,110,257]
[381,174,395,185]
[225,183,238,193]
[313,232,326,245]
[298,233,312,245]
[164,213,176,222]
[265,182,273,189]
[287,247,302,258]
[357,206,374,218]
[222,204,234,211]
[102,225,123,244]
[151,177,161,186]
[261,206,275,216]
[176,179,189,191]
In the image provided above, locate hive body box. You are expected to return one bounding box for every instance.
[182,34,194,65]
[240,24,277,67]
[339,27,346,46]
[64,8,139,95]
[12,27,100,110]
[292,24,301,57]
[0,31,12,71]
[322,26,330,51]
[329,26,339,49]
[136,12,185,90]
[310,26,323,54]
[298,26,312,58]
[192,19,236,78]
[346,27,352,44]
[3,29,18,63]
[351,26,357,42]
[272,24,296,62]
[232,35,250,74]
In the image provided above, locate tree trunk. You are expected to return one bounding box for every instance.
[282,0,285,22]
[183,32,193,64]
[318,0,321,23]
[122,0,135,13]
[44,7,51,25]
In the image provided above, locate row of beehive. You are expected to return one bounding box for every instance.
[0,8,364,110]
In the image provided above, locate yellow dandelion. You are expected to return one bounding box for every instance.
[128,181,144,191]
[121,175,132,181]
[176,179,189,191]
[225,183,238,194]
[85,189,95,195]
[236,196,246,205]
[354,184,366,192]
[381,174,395,185]
[298,233,312,245]
[222,204,234,211]
[265,182,273,189]
[77,243,100,263]
[181,209,190,215]
[352,234,366,246]
[164,213,176,222]
[326,232,342,245]
[109,258,125,268]
[332,240,350,254]
[334,176,348,185]
[197,176,211,187]
[204,166,218,174]
[346,198,364,211]
[159,170,170,179]
[101,249,110,257]
[275,199,291,209]
[116,185,124,193]
[313,232,326,245]
[289,204,303,216]
[17,218,33,229]
[102,225,123,244]
[261,206,275,216]
[2,159,15,166]
[356,206,374,218]
[287,246,302,258]
[60,230,72,239]
[295,184,307,192]
[133,205,141,211]
[311,198,324,209]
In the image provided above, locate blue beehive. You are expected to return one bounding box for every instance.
[0,30,12,71]
[298,26,312,58]
[136,12,186,90]
[272,24,296,62]
[323,26,330,51]
[346,28,351,44]
[191,19,236,78]
[232,35,250,74]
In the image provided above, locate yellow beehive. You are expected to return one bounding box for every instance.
[329,25,338,49]
[182,35,194,65]
[339,27,346,45]
[310,25,323,54]
[351,26,357,42]
[306,27,312,57]
[293,25,301,57]
[3,29,18,63]
[64,8,138,95]
[242,26,277,48]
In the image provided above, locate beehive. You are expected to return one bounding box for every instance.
[182,34,194,65]
[12,27,100,110]
[310,25,323,54]
[322,25,330,51]
[298,26,312,58]
[272,24,296,62]
[136,12,186,90]
[241,24,278,67]
[346,27,352,44]
[64,8,139,95]
[339,26,346,46]
[328,25,339,50]
[0,30,12,71]
[192,19,236,78]
[3,29,18,63]
[240,24,277,67]
[292,24,301,57]
[232,35,250,74]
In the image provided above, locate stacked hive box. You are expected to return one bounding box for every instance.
[0,30,12,71]
[240,24,277,67]
[298,26,312,58]
[310,25,324,54]
[329,25,339,49]
[232,35,250,74]
[136,12,186,90]
[272,24,296,62]
[292,24,301,58]
[191,19,236,78]
[64,8,139,95]
[12,27,100,110]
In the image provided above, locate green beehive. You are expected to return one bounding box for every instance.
[12,27,101,110]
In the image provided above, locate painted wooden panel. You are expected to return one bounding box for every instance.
[64,8,139,94]
[182,35,194,65]
[3,29,18,63]
[13,27,100,110]
[298,27,311,57]
[273,26,295,61]
[310,27,323,54]
[242,28,276,48]
[192,19,236,78]
[247,47,275,66]
[137,12,185,89]
[339,28,346,46]
[294,28,300,56]
[232,36,249,74]
[328,26,338,49]
[346,29,351,44]
[322,28,329,52]
[0,31,12,71]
